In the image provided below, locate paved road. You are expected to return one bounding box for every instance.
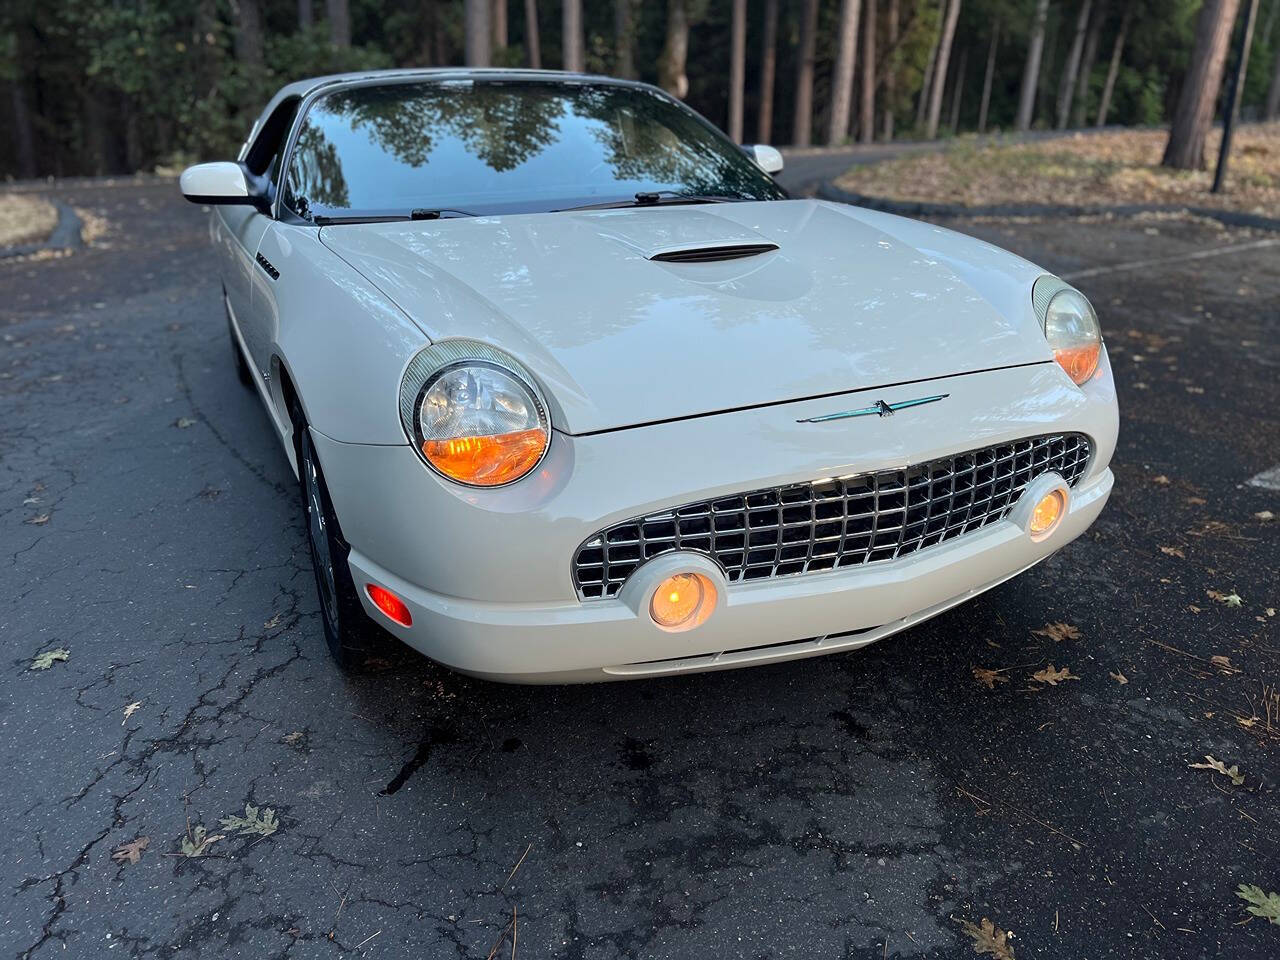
[2,184,1278,959]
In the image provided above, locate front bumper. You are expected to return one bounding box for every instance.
[314,357,1118,682]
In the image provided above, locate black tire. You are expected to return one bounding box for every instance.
[289,398,383,670]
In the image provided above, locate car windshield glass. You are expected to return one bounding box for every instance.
[283,79,786,221]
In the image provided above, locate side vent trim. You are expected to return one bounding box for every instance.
[649,243,779,264]
[255,252,280,280]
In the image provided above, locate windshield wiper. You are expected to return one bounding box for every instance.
[554,191,747,213]
[312,208,476,226]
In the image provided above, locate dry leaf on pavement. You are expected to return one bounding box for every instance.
[1032,622,1081,642]
[30,648,70,670]
[1254,510,1274,522]
[1032,664,1079,686]
[1237,885,1280,925]
[1189,755,1244,786]
[1159,545,1184,558]
[1110,671,1128,685]
[122,701,142,724]
[180,825,225,857]
[111,836,150,865]
[1152,475,1171,485]
[973,667,1009,690]
[1207,590,1243,607]
[960,917,1015,959]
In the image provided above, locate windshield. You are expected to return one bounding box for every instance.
[282,79,786,220]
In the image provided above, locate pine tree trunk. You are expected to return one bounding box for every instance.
[829,0,864,144]
[757,0,780,141]
[658,0,690,97]
[915,4,942,128]
[9,79,38,178]
[492,0,508,50]
[1015,0,1050,130]
[232,0,265,67]
[948,45,968,132]
[1055,0,1093,129]
[1268,47,1280,119]
[298,0,312,30]
[861,0,878,143]
[883,0,899,139]
[793,0,820,145]
[1162,0,1242,169]
[1096,1,1131,125]
[327,0,351,48]
[723,0,747,141]
[978,18,999,132]
[563,0,584,71]
[926,0,961,138]
[525,0,542,68]
[1072,0,1105,127]
[615,0,635,78]
[465,0,492,65]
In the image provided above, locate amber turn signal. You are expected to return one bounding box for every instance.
[366,583,413,627]
[1029,489,1066,539]
[423,428,548,487]
[650,573,717,631]
[1053,343,1101,385]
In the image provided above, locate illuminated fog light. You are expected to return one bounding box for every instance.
[1029,489,1067,540]
[649,573,717,631]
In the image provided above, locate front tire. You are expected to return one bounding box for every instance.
[290,399,383,670]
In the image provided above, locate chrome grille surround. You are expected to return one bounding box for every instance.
[572,433,1092,601]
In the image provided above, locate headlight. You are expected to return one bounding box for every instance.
[399,341,550,487]
[1032,277,1101,386]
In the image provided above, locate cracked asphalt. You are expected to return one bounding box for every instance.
[2,181,1278,960]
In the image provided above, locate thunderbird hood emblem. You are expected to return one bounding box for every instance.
[796,393,949,423]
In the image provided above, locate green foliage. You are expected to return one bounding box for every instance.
[1236,884,1280,925]
[219,803,279,837]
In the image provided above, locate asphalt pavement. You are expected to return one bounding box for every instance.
[2,181,1278,959]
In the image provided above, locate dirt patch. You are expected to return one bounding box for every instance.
[0,194,59,247]
[836,124,1280,217]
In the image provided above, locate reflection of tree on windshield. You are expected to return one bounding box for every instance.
[287,124,349,214]
[570,86,768,197]
[320,84,563,172]
[284,80,784,217]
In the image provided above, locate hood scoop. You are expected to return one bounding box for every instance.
[649,242,779,264]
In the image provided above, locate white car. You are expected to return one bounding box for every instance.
[181,69,1117,683]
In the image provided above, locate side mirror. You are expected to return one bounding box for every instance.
[180,161,266,209]
[746,144,784,175]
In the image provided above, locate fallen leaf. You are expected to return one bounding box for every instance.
[1032,622,1081,642]
[122,701,142,724]
[282,731,304,745]
[960,917,1015,959]
[973,667,1009,690]
[1254,510,1274,522]
[180,825,225,857]
[1207,590,1243,607]
[1267,608,1276,618]
[1159,545,1185,558]
[174,417,196,429]
[1188,604,1202,614]
[1186,496,1206,505]
[111,836,150,865]
[1110,671,1128,685]
[1236,885,1280,925]
[263,612,283,629]
[1209,655,1236,672]
[1237,716,1258,729]
[1189,755,1244,786]
[1032,664,1079,686]
[25,514,50,525]
[219,803,279,837]
[30,648,70,670]
[1152,475,1171,485]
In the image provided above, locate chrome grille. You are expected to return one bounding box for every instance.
[572,433,1092,600]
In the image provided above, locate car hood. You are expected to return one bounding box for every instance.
[320,199,1053,435]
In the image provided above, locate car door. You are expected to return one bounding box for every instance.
[228,97,301,379]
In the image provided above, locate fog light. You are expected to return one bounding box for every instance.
[650,573,717,631]
[366,583,412,627]
[1029,489,1066,539]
